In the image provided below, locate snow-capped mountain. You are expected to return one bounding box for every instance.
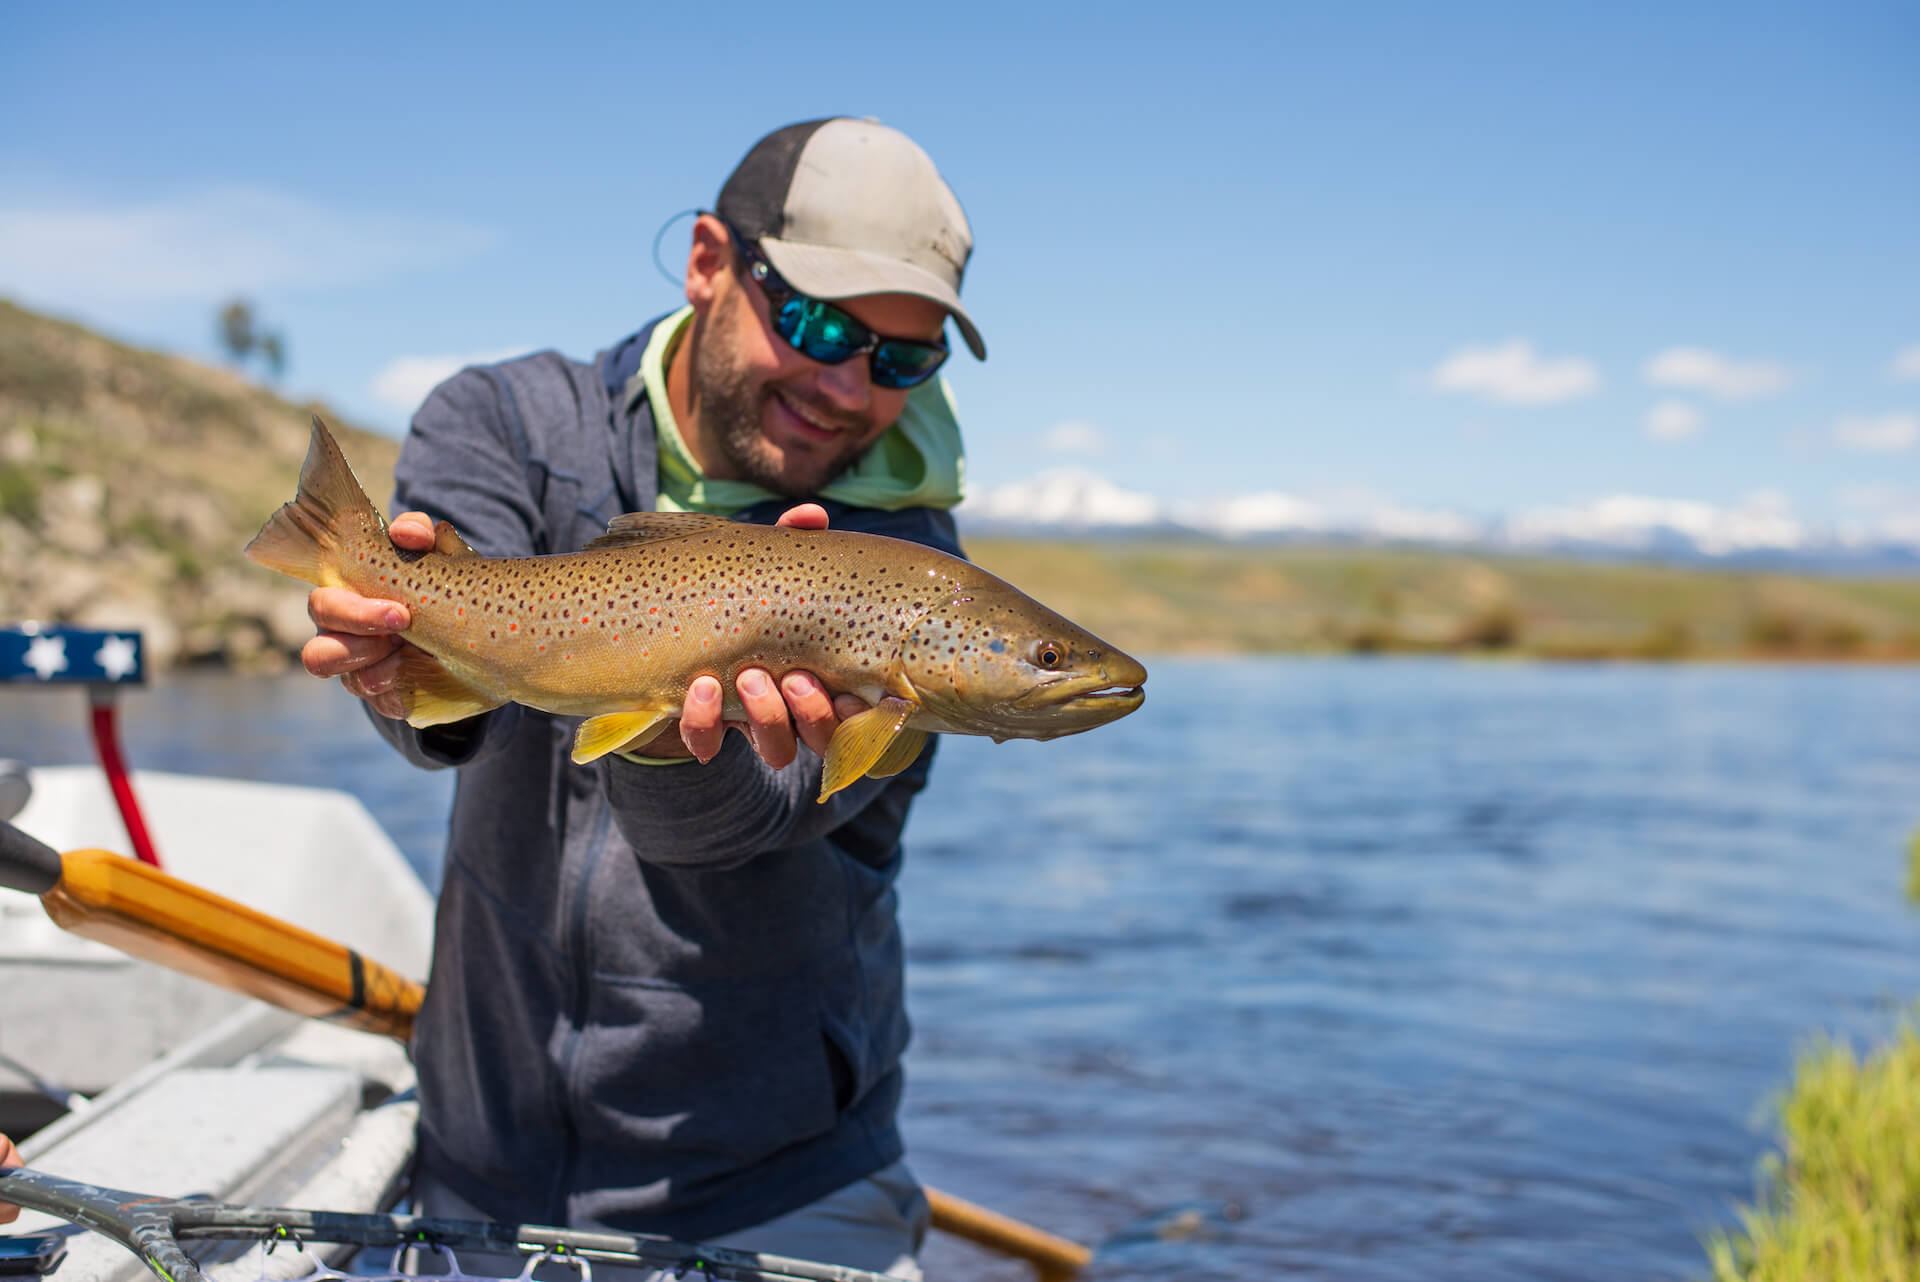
[956,470,1920,570]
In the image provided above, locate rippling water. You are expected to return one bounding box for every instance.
[7,658,1919,1281]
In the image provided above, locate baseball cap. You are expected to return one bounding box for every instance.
[716,117,986,361]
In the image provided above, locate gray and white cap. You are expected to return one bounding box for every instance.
[716,117,986,361]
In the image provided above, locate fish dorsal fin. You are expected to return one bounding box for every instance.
[432,520,479,559]
[585,511,737,551]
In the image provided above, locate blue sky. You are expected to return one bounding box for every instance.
[4,2,1915,531]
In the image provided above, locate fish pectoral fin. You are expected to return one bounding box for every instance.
[585,511,737,551]
[573,708,677,764]
[867,728,929,779]
[819,697,919,802]
[431,520,479,559]
[394,649,507,728]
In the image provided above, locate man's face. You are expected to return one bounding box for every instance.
[685,241,948,498]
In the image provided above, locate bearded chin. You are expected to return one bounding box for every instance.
[690,321,870,499]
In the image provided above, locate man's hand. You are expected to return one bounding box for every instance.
[302,510,433,720]
[625,502,868,767]
[0,1131,20,1223]
[302,504,863,768]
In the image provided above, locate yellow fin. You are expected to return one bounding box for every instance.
[394,648,507,727]
[866,727,929,779]
[819,697,917,801]
[585,511,736,551]
[431,520,479,558]
[244,415,383,587]
[573,708,676,764]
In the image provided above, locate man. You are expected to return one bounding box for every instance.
[300,118,986,1279]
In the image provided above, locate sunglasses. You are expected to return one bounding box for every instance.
[726,225,951,390]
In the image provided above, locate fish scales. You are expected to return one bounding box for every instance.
[248,417,1147,800]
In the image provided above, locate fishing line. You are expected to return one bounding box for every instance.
[651,209,701,289]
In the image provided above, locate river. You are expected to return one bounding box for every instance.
[7,657,1919,1281]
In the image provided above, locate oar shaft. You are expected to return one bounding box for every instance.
[925,1188,1092,1280]
[13,827,419,1040]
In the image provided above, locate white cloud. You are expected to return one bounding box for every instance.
[1430,339,1600,406]
[958,469,1162,527]
[1889,345,1920,382]
[1505,491,1807,555]
[1643,347,1792,400]
[1831,412,1918,453]
[0,185,499,307]
[1039,420,1105,454]
[1644,400,1704,441]
[371,348,528,410]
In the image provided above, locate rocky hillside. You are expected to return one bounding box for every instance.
[0,299,400,669]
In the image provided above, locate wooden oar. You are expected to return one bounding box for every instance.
[0,819,1091,1280]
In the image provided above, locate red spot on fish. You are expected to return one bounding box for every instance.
[538,644,547,653]
[649,606,658,614]
[613,634,621,643]
[509,623,518,632]
[580,616,590,625]
[457,607,465,617]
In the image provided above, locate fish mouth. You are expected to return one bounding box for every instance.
[1061,685,1147,716]
[1015,677,1147,713]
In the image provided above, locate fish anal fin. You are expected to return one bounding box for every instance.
[867,727,929,779]
[820,696,917,801]
[574,708,677,764]
[586,512,737,552]
[432,520,479,559]
[394,648,507,727]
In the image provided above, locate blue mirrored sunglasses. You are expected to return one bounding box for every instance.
[726,225,951,390]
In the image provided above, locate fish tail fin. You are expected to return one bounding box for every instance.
[244,415,383,588]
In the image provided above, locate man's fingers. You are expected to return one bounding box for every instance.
[774,503,830,530]
[303,631,402,679]
[735,669,798,769]
[780,672,840,759]
[309,586,410,637]
[0,1132,19,1224]
[831,693,870,722]
[390,510,437,549]
[333,648,412,720]
[677,676,726,764]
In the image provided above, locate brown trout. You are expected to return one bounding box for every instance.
[247,417,1147,799]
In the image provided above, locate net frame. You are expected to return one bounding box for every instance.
[0,1166,901,1282]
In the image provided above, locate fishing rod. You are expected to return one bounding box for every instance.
[0,818,1091,1281]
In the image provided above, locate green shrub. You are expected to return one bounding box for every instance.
[1705,1021,1920,1280]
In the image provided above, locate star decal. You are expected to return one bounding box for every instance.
[23,633,68,681]
[94,634,140,681]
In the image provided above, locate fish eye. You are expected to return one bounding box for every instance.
[1032,640,1067,669]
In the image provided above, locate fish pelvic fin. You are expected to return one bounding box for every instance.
[394,647,507,727]
[573,708,677,764]
[244,415,383,588]
[820,696,920,802]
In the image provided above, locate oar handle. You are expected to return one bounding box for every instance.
[0,818,62,895]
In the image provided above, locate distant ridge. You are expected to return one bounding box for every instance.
[0,298,400,668]
[958,468,1920,573]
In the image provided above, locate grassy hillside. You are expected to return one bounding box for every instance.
[964,538,1920,662]
[0,298,398,667]
[1,297,1916,669]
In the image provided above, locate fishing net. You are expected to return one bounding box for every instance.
[0,1166,900,1282]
